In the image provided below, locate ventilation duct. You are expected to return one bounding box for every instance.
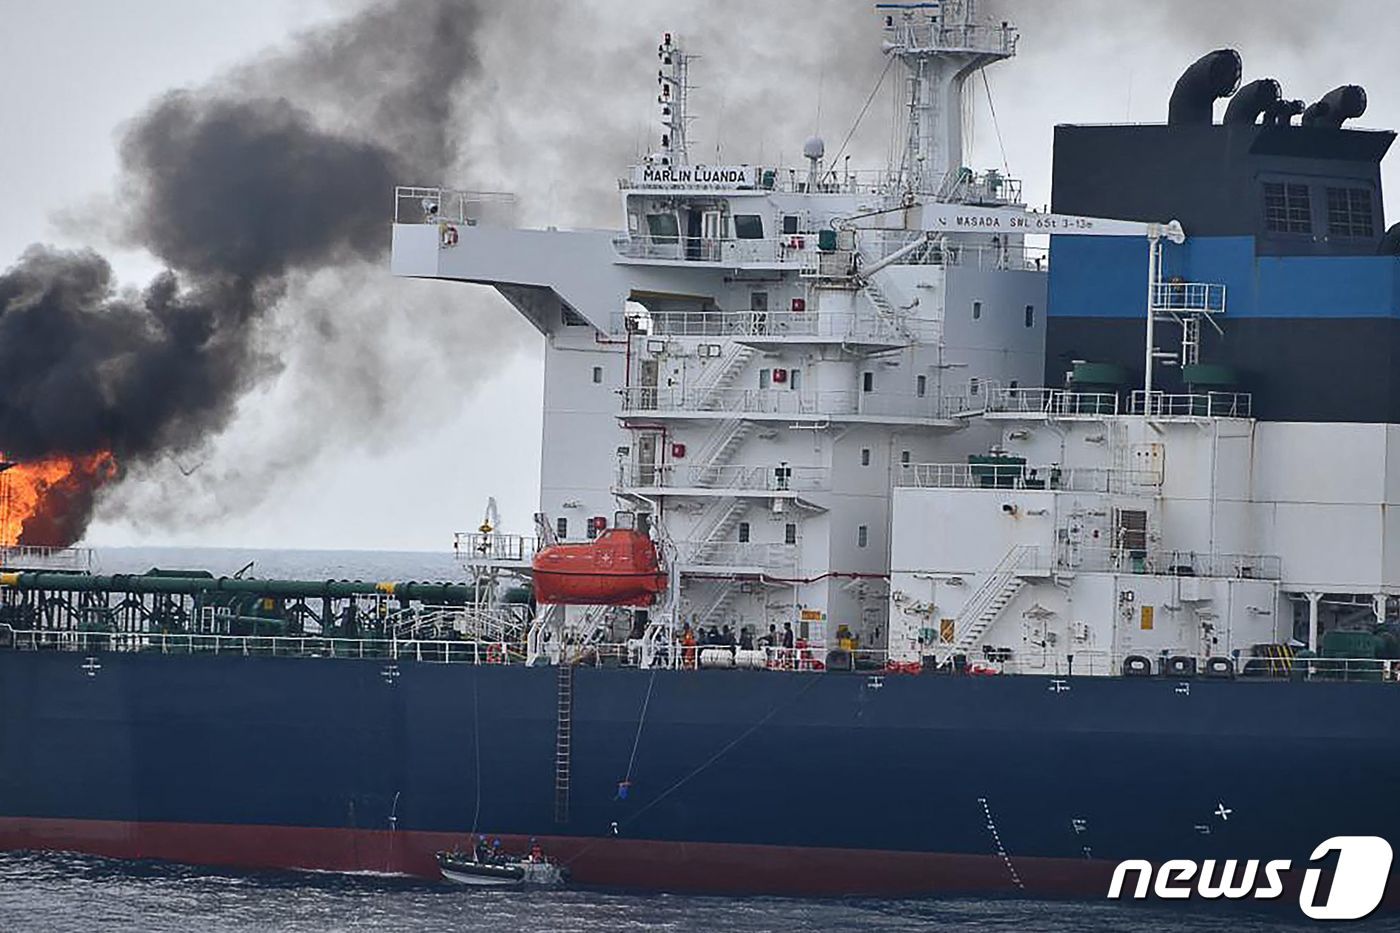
[1223,78,1281,125]
[1168,49,1242,125]
[1301,85,1367,128]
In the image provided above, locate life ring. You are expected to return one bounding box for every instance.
[486,643,504,664]
[440,224,459,248]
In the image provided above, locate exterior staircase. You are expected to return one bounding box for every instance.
[697,345,756,409]
[947,545,1036,659]
[693,581,738,630]
[688,499,751,564]
[692,419,755,486]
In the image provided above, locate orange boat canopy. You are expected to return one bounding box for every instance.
[531,527,667,607]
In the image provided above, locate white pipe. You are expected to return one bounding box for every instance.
[1144,235,1160,401]
[1306,591,1322,653]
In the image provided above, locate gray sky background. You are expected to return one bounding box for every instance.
[1,0,1397,552]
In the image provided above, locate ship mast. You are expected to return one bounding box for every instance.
[879,1,1017,197]
[655,32,696,167]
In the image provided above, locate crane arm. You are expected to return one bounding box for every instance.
[916,202,1185,243]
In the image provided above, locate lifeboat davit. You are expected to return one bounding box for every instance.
[531,528,667,606]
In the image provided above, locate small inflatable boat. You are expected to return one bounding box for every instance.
[436,851,566,888]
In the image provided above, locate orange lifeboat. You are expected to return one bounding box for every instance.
[531,527,667,607]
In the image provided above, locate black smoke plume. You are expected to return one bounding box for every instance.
[0,0,481,544]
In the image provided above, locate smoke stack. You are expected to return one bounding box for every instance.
[1301,85,1367,128]
[1223,78,1281,125]
[1168,49,1242,125]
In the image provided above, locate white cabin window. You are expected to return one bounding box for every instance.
[1025,304,1035,328]
[734,215,764,239]
[972,300,982,321]
[789,368,801,390]
[759,369,772,389]
[901,450,911,465]
[782,214,800,235]
[738,522,751,543]
[916,374,927,397]
[860,448,871,467]
[646,213,679,243]
[862,371,874,393]
[970,378,981,396]
[857,525,869,548]
[592,366,603,384]
[556,517,568,539]
[784,523,798,545]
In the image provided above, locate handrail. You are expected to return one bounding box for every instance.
[620,386,967,421]
[896,462,1160,492]
[1129,390,1252,418]
[393,186,516,224]
[617,463,829,492]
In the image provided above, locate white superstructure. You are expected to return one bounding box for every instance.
[392,4,1048,658]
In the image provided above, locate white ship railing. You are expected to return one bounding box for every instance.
[1,629,517,664]
[1129,391,1252,418]
[0,545,94,571]
[617,463,830,492]
[1150,281,1227,314]
[678,541,798,571]
[896,462,1161,493]
[612,234,818,267]
[1054,546,1282,580]
[859,230,1047,271]
[393,186,516,224]
[985,387,1120,416]
[617,166,1021,200]
[616,309,928,343]
[621,387,967,421]
[453,532,537,563]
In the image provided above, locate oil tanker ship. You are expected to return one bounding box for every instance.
[4,1,1400,902]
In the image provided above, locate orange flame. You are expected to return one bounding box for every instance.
[0,451,119,548]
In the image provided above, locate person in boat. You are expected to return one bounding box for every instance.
[739,627,754,651]
[529,837,543,862]
[782,622,795,649]
[680,623,697,669]
[491,838,504,863]
[474,835,491,863]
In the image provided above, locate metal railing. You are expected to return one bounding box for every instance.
[0,545,94,571]
[612,235,817,267]
[1150,281,1227,314]
[621,386,967,421]
[679,541,798,570]
[1055,546,1282,580]
[858,231,1047,272]
[617,165,1022,200]
[896,462,1161,492]
[985,387,1120,416]
[393,186,516,224]
[453,532,537,564]
[1,628,517,664]
[1130,391,1252,418]
[616,309,927,343]
[617,463,830,492]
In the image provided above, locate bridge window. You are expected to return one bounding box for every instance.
[646,212,679,243]
[1263,182,1311,234]
[782,214,800,235]
[733,214,765,239]
[1326,186,1374,238]
[785,523,798,545]
[738,522,751,543]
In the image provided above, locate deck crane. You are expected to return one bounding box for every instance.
[838,201,1188,397]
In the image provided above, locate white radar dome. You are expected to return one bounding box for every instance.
[803,136,826,161]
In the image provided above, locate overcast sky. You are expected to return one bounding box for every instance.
[1,0,1397,552]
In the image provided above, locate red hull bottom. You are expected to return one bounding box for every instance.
[0,816,1115,897]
